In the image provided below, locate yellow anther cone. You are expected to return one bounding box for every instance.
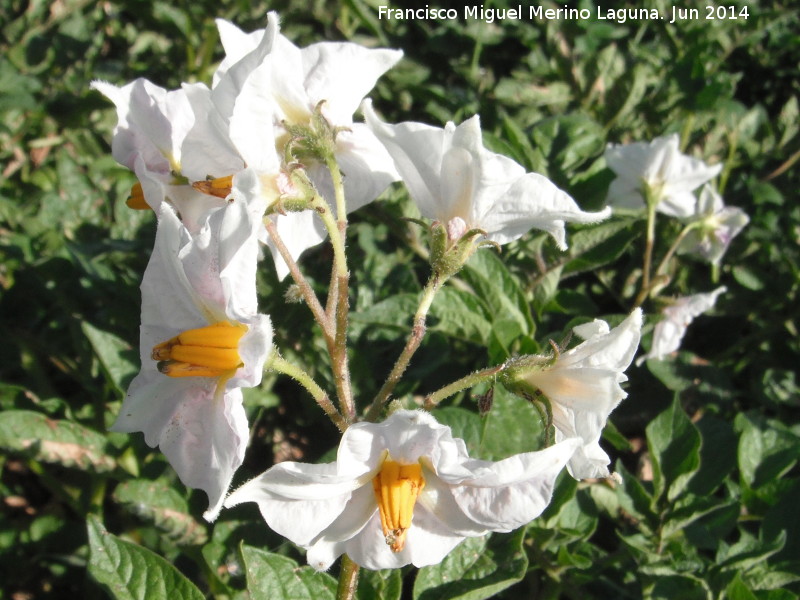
[372,459,425,552]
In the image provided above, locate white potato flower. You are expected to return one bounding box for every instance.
[90,78,226,231]
[113,183,272,521]
[512,310,642,479]
[605,133,722,218]
[678,185,749,265]
[188,13,402,278]
[225,409,579,570]
[364,100,610,249]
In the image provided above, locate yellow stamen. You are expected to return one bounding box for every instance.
[192,175,234,199]
[126,182,151,210]
[153,321,246,378]
[371,459,425,552]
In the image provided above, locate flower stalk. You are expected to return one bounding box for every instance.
[633,184,660,308]
[336,555,360,600]
[366,273,443,421]
[423,363,507,410]
[267,353,347,432]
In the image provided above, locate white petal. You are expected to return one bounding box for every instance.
[329,124,399,213]
[448,439,580,530]
[224,462,366,546]
[363,100,445,218]
[528,366,627,413]
[301,42,402,125]
[113,373,247,522]
[91,78,191,173]
[483,172,611,249]
[559,309,643,371]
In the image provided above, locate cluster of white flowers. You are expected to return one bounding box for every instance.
[96,13,645,571]
[605,134,747,362]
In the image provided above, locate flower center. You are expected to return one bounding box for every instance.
[192,175,235,199]
[127,182,150,210]
[371,459,425,553]
[152,321,246,378]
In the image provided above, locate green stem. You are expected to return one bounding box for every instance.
[268,352,347,432]
[336,555,360,600]
[264,218,334,341]
[312,163,354,421]
[654,221,702,279]
[633,187,659,308]
[366,273,442,421]
[423,363,507,410]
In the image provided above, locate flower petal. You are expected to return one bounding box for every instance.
[448,439,581,530]
[483,172,611,249]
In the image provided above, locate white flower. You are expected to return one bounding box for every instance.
[90,79,225,231]
[112,177,272,521]
[605,133,722,218]
[517,310,642,479]
[638,287,726,364]
[364,101,610,249]
[225,409,579,571]
[190,14,402,279]
[678,185,749,264]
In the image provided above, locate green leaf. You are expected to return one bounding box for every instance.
[113,479,207,546]
[350,293,419,332]
[562,217,639,275]
[661,495,731,539]
[762,479,800,562]
[646,398,701,501]
[0,410,115,472]
[82,321,139,394]
[478,385,545,460]
[434,387,545,461]
[429,288,493,345]
[461,249,532,335]
[87,514,205,600]
[240,544,336,600]
[689,415,738,496]
[717,530,786,572]
[413,529,528,600]
[357,569,403,600]
[649,574,710,600]
[736,413,800,490]
[614,461,657,534]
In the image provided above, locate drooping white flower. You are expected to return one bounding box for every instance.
[364,101,610,250]
[638,287,726,364]
[510,310,642,480]
[112,174,272,521]
[225,409,579,571]
[605,134,722,218]
[192,14,402,278]
[678,185,749,264]
[90,79,224,231]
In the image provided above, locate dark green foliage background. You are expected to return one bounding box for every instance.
[0,0,798,598]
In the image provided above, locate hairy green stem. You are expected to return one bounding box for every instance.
[336,555,360,600]
[312,163,355,421]
[423,363,507,410]
[264,218,333,341]
[366,273,442,421]
[268,353,347,432]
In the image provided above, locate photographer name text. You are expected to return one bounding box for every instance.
[377,5,749,24]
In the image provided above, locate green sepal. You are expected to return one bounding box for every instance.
[430,226,487,280]
[284,101,348,164]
